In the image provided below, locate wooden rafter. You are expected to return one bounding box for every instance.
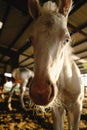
[72,38,87,47]
[21,61,34,68]
[9,18,32,48]
[68,23,87,37]
[19,54,33,64]
[18,38,32,54]
[0,46,17,57]
[75,49,87,55]
[69,0,87,15]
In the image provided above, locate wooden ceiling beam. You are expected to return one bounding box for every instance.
[0,46,17,57]
[72,38,87,47]
[27,66,33,70]
[68,23,87,37]
[75,56,87,61]
[20,61,34,68]
[26,62,34,67]
[68,22,87,36]
[76,62,87,66]
[81,70,87,74]
[18,38,32,54]
[78,65,83,68]
[79,68,87,74]
[22,53,31,57]
[9,18,32,48]
[75,49,87,55]
[80,68,87,71]
[69,0,87,15]
[19,54,33,64]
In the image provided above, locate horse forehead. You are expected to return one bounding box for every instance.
[36,13,67,28]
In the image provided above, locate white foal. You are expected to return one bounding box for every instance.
[28,0,84,130]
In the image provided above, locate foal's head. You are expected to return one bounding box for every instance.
[28,0,72,106]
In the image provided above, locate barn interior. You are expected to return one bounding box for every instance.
[0,0,87,130]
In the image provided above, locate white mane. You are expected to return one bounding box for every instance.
[41,1,58,13]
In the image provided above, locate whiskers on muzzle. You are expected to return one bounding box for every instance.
[28,99,52,114]
[28,94,62,115]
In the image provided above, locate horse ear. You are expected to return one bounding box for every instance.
[59,0,72,17]
[28,0,41,19]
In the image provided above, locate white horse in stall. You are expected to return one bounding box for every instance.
[28,0,84,130]
[8,68,34,111]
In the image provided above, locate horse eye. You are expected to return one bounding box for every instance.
[65,38,70,43]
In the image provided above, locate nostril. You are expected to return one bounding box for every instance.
[46,80,54,101]
[49,84,54,101]
[46,80,51,85]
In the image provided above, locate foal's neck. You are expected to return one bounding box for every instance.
[63,54,73,78]
[58,48,81,95]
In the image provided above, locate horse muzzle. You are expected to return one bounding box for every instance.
[29,78,55,106]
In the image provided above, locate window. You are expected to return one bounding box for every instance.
[81,73,87,86]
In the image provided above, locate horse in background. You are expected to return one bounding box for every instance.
[8,68,34,111]
[28,0,84,130]
[0,75,14,100]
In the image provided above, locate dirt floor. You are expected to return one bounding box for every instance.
[0,95,87,130]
